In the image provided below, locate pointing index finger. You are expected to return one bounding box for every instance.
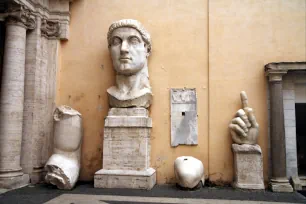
[240,91,249,109]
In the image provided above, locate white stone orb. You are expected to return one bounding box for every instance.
[174,156,205,189]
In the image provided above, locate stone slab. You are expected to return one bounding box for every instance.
[94,168,156,190]
[269,182,293,193]
[170,88,198,147]
[232,144,264,190]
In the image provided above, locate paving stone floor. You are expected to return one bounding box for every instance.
[0,182,306,204]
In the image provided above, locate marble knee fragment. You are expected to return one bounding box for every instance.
[174,156,205,189]
[45,105,82,190]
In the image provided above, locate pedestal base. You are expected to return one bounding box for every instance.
[269,178,293,192]
[0,172,29,189]
[232,182,264,190]
[232,144,264,190]
[94,168,156,190]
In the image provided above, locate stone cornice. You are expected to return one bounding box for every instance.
[265,62,306,82]
[265,62,306,72]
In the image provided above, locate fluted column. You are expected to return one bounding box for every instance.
[0,5,36,189]
[267,70,293,192]
[21,18,61,184]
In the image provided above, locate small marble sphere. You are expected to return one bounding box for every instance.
[229,91,259,145]
[174,156,205,189]
[45,105,82,190]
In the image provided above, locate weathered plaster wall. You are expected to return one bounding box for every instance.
[57,0,306,183]
[209,0,306,184]
[57,0,209,182]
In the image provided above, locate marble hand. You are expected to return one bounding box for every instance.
[229,91,259,144]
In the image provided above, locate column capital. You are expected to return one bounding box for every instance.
[6,4,36,30]
[41,19,61,38]
[265,70,288,82]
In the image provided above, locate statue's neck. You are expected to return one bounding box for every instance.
[115,66,149,93]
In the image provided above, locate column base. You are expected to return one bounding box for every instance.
[0,171,29,189]
[290,176,302,191]
[269,178,293,192]
[94,168,156,190]
[299,176,306,187]
[30,167,45,184]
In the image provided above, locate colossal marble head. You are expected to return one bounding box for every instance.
[107,19,151,75]
[107,19,153,108]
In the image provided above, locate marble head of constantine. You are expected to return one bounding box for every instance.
[106,19,153,108]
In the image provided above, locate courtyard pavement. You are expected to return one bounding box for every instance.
[0,182,306,204]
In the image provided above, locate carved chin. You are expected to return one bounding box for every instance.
[115,63,144,75]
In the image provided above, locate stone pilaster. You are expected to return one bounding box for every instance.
[266,70,293,192]
[21,17,61,184]
[0,5,36,189]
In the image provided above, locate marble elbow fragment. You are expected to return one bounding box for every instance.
[45,105,82,190]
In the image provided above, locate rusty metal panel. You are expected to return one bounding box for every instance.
[170,88,198,147]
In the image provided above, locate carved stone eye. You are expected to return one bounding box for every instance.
[112,37,122,46]
[129,36,140,45]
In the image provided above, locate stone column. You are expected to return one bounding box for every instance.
[0,6,36,189]
[267,70,293,192]
[21,16,42,176]
[21,18,61,184]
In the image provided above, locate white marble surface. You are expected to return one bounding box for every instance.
[232,144,264,190]
[229,91,259,145]
[174,156,204,189]
[106,19,153,108]
[45,106,82,190]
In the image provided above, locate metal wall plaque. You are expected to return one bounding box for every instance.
[170,88,198,147]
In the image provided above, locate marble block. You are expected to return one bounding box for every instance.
[94,108,156,189]
[174,156,204,189]
[95,168,156,190]
[232,144,264,190]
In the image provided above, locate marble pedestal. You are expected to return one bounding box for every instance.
[232,144,264,190]
[94,108,156,190]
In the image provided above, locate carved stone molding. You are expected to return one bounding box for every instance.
[6,4,36,29]
[265,70,288,82]
[41,19,60,38]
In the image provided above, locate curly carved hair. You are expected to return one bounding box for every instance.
[107,19,152,55]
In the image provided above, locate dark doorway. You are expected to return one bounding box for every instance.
[295,103,306,176]
[0,21,5,89]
